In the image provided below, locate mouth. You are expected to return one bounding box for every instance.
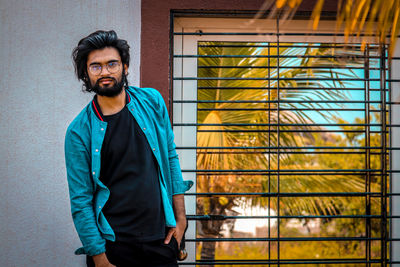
[98,78,115,85]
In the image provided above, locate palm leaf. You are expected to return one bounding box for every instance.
[268,0,400,57]
[196,41,365,216]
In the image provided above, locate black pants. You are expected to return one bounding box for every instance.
[86,237,179,267]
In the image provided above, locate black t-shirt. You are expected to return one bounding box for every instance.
[94,95,165,243]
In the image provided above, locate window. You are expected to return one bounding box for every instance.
[172,13,398,266]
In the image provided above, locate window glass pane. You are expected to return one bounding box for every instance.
[191,41,388,263]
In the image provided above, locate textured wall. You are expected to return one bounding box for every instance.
[0,0,141,266]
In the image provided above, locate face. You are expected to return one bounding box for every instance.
[86,47,128,97]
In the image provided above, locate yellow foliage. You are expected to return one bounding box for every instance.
[269,0,400,58]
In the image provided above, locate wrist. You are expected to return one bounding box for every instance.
[92,252,108,264]
[176,216,187,225]
[176,218,187,231]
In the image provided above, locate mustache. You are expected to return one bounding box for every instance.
[96,77,117,84]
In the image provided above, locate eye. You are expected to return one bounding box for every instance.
[108,62,119,68]
[90,65,102,72]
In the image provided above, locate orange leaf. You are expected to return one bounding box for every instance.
[276,0,287,9]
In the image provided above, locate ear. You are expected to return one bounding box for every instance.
[124,64,128,75]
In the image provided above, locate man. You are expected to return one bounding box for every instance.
[65,30,192,267]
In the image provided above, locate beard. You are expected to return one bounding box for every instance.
[90,73,126,97]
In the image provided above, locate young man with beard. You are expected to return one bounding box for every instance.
[65,30,192,267]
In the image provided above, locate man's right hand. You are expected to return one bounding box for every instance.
[92,253,116,267]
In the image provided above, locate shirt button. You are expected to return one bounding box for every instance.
[100,128,104,131]
[95,149,99,152]
[143,128,146,131]
[99,206,101,209]
[92,172,95,175]
[153,148,156,151]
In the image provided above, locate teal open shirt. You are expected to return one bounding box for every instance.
[64,86,193,256]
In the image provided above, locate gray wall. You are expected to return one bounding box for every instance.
[0,1,141,266]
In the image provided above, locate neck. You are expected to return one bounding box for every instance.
[97,89,126,116]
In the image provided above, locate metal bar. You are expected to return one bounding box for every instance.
[195,151,385,155]
[267,40,272,265]
[174,100,396,104]
[188,237,382,242]
[364,44,372,266]
[185,192,400,196]
[191,170,398,174]
[198,44,379,49]
[388,42,394,267]
[177,54,386,59]
[179,146,387,149]
[175,77,396,81]
[175,55,387,60]
[176,146,390,150]
[174,31,400,41]
[179,259,387,265]
[198,65,384,70]
[197,129,385,133]
[187,215,400,220]
[198,86,388,91]
[276,17,281,266]
[182,169,383,173]
[185,192,382,196]
[184,172,390,176]
[185,237,400,241]
[173,31,395,37]
[174,122,398,126]
[380,44,388,266]
[197,108,380,111]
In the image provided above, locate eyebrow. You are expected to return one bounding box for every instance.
[88,60,119,66]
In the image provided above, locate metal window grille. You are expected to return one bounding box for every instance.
[171,11,400,266]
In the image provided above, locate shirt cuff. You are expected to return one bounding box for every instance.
[74,240,106,256]
[172,180,194,195]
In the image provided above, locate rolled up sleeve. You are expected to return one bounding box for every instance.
[65,129,106,256]
[167,134,194,195]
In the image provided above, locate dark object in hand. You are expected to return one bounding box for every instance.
[178,248,188,261]
[178,220,188,261]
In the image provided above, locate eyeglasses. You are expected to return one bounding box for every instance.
[88,61,121,75]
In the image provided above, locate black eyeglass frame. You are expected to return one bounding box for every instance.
[88,61,122,75]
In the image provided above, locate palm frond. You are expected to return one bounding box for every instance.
[268,0,400,57]
[196,41,365,216]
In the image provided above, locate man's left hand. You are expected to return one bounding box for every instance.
[164,219,187,247]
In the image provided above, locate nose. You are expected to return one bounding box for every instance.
[99,65,111,75]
